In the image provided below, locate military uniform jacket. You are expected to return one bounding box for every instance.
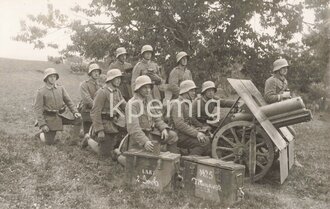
[168,65,193,99]
[90,86,126,133]
[79,78,101,112]
[170,96,199,137]
[264,74,288,104]
[109,60,133,100]
[126,93,168,149]
[34,84,78,131]
[131,59,163,100]
[191,96,235,127]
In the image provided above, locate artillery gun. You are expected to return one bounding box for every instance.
[211,78,312,183]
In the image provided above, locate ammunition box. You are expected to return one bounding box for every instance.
[181,156,245,206]
[124,151,181,191]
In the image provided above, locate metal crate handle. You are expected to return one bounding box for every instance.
[235,173,245,200]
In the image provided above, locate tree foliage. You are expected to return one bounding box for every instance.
[15,0,330,92]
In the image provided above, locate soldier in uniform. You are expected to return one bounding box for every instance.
[170,80,211,156]
[109,47,133,101]
[85,69,127,158]
[79,63,102,134]
[168,51,193,99]
[264,58,291,103]
[191,81,235,130]
[264,58,302,167]
[131,45,164,100]
[126,75,178,153]
[34,68,82,145]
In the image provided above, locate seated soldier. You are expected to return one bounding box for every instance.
[191,81,235,131]
[84,69,127,158]
[126,75,178,154]
[170,80,211,156]
[34,68,82,145]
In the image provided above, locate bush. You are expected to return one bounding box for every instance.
[47,56,63,64]
[70,63,88,73]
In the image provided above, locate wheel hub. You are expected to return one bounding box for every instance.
[233,145,245,157]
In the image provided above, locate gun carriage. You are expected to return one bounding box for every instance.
[210,79,312,183]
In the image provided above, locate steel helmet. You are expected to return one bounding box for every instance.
[141,45,153,54]
[116,47,127,58]
[88,63,101,75]
[134,75,153,92]
[106,69,122,82]
[43,68,59,82]
[176,51,189,63]
[201,81,217,94]
[273,58,289,72]
[179,80,197,95]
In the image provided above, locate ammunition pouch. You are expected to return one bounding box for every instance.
[142,128,161,137]
[101,114,113,120]
[44,106,66,115]
[101,112,119,120]
[101,113,126,130]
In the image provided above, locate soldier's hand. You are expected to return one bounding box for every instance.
[281,91,291,99]
[41,125,49,133]
[97,131,105,142]
[161,129,169,140]
[147,72,162,85]
[197,132,206,143]
[74,112,81,118]
[144,141,154,152]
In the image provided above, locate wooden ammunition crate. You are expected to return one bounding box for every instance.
[181,156,245,206]
[124,151,181,191]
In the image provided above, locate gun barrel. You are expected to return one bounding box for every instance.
[230,97,312,127]
[261,97,305,117]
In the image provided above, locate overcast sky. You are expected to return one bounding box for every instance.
[0,0,91,61]
[0,0,316,61]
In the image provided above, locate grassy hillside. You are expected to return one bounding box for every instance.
[0,57,329,209]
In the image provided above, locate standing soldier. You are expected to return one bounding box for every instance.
[168,51,193,100]
[264,58,291,104]
[34,68,82,145]
[79,63,102,134]
[131,45,164,100]
[126,75,178,153]
[170,80,211,156]
[264,58,302,167]
[109,47,133,101]
[85,69,126,158]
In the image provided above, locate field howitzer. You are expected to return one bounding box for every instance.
[211,79,312,184]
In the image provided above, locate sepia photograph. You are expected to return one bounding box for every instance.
[0,0,329,208]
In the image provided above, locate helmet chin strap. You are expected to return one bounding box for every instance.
[187,91,193,101]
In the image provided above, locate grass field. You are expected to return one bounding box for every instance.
[0,57,329,209]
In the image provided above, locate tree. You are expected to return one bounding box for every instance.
[14,0,329,91]
[288,1,330,97]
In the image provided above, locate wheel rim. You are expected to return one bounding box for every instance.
[212,121,274,181]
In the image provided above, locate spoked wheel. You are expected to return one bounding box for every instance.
[212,121,275,181]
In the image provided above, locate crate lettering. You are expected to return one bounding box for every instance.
[136,175,160,187]
[191,177,222,193]
[142,169,154,175]
[198,168,214,179]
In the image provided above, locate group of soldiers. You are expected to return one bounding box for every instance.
[34,44,294,165]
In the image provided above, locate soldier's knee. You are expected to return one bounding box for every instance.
[74,117,82,125]
[167,130,178,144]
